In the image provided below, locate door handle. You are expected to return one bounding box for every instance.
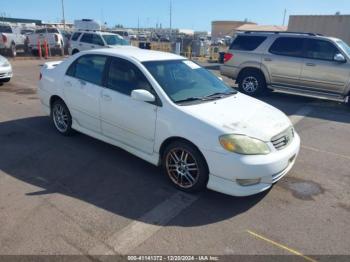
[306,63,316,67]
[64,81,72,87]
[79,43,83,47]
[79,80,87,87]
[264,58,272,62]
[102,94,112,101]
[91,45,95,48]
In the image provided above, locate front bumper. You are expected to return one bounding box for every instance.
[0,66,12,79]
[205,133,301,197]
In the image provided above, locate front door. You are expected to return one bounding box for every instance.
[300,39,350,94]
[100,57,158,154]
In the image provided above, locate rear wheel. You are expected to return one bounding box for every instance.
[9,43,16,57]
[51,100,74,136]
[162,141,209,193]
[238,70,267,96]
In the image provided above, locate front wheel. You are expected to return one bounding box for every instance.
[51,100,74,136]
[162,141,209,193]
[238,70,267,96]
[0,78,11,83]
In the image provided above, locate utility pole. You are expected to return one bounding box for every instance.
[170,0,172,38]
[282,9,287,26]
[61,0,66,30]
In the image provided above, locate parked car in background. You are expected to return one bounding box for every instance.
[0,55,12,83]
[28,28,65,56]
[38,48,300,197]
[0,23,26,57]
[68,31,130,55]
[221,31,350,104]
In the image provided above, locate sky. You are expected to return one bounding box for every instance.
[1,0,350,31]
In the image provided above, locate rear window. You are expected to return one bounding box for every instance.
[35,28,59,34]
[0,25,12,33]
[71,32,82,41]
[269,37,304,57]
[229,35,267,51]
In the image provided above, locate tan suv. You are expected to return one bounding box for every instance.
[221,31,350,104]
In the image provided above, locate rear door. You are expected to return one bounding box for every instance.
[300,38,350,94]
[264,37,305,88]
[79,33,104,51]
[63,54,108,133]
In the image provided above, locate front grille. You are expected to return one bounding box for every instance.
[0,73,5,77]
[271,127,295,150]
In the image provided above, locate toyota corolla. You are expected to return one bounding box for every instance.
[38,48,300,197]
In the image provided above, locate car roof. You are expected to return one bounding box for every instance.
[90,47,184,62]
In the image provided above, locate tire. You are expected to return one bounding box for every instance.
[238,70,267,97]
[0,78,11,83]
[51,99,74,136]
[162,141,209,193]
[9,43,16,57]
[72,49,79,55]
[59,47,64,56]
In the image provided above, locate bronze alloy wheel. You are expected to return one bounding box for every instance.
[165,148,200,189]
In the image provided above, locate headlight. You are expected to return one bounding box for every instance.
[0,61,10,67]
[219,134,270,155]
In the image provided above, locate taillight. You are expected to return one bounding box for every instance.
[55,34,59,42]
[224,53,234,63]
[2,34,7,43]
[39,73,42,80]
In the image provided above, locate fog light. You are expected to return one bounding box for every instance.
[236,178,261,186]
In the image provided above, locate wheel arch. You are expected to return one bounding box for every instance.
[158,136,209,171]
[49,95,67,114]
[237,66,268,85]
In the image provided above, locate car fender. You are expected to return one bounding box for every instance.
[237,61,271,84]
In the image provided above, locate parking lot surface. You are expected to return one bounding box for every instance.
[0,59,349,259]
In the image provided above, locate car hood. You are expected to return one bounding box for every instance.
[180,93,292,142]
[0,55,9,65]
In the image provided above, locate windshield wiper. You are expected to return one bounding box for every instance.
[175,97,209,104]
[204,91,237,99]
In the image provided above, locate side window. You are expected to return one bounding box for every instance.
[107,58,153,96]
[71,32,81,41]
[269,37,304,57]
[66,55,107,86]
[92,34,104,46]
[304,39,339,61]
[80,33,93,44]
[229,35,267,51]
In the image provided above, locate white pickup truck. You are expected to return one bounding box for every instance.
[28,28,65,56]
[0,23,26,57]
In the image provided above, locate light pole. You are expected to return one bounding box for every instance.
[61,0,66,30]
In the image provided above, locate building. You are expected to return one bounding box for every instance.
[288,14,350,44]
[0,17,42,26]
[211,20,256,40]
[235,24,287,33]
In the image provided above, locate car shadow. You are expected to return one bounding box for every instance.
[0,116,267,227]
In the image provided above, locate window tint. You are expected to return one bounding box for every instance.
[71,32,81,41]
[269,37,304,57]
[107,58,152,96]
[80,33,93,43]
[305,39,339,61]
[92,34,104,46]
[230,35,267,51]
[67,55,107,86]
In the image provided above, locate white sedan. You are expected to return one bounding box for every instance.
[38,48,300,197]
[0,55,12,83]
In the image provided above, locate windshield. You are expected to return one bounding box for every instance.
[143,60,236,104]
[102,34,129,46]
[337,40,350,56]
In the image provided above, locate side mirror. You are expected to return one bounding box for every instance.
[334,53,346,63]
[131,89,156,103]
[218,76,223,81]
